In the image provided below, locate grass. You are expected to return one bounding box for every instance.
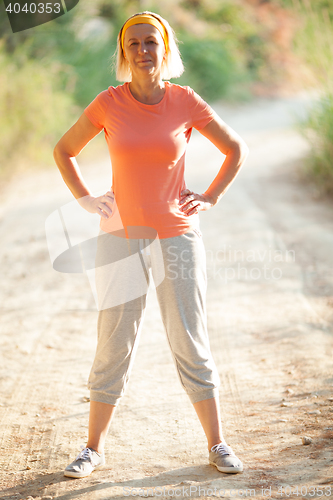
[288,0,333,194]
[301,93,333,194]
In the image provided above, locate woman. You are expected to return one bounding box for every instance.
[53,11,249,479]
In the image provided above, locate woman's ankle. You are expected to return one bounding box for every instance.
[86,442,104,454]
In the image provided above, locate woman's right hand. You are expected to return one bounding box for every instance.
[78,191,115,219]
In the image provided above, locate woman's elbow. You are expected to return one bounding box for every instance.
[53,142,70,172]
[53,143,62,166]
[53,143,60,161]
[241,140,249,161]
[234,138,249,163]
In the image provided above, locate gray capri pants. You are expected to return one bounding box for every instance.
[88,229,220,406]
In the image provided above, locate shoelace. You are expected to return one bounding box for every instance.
[75,446,94,462]
[211,442,235,457]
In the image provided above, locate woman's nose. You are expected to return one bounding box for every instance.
[138,43,148,53]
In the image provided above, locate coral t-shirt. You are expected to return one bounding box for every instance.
[84,82,215,239]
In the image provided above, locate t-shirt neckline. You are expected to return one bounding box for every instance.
[125,81,169,107]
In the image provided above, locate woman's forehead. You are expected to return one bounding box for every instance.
[124,23,162,41]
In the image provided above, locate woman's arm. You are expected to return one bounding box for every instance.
[53,113,114,219]
[179,113,249,216]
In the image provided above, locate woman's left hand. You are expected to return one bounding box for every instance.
[179,189,215,216]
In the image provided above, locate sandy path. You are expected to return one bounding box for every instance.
[0,95,332,500]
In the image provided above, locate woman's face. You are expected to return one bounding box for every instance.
[123,24,166,80]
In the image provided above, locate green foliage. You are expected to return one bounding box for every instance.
[0,44,77,175]
[177,0,267,97]
[301,95,333,194]
[289,0,333,88]
[278,0,333,19]
[175,34,249,101]
[286,0,333,193]
[0,0,288,176]
[51,28,118,107]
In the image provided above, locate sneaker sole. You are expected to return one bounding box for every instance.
[209,460,243,474]
[64,462,105,479]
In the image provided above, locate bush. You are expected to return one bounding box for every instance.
[178,0,268,97]
[175,34,241,101]
[286,0,333,194]
[0,0,296,178]
[0,44,77,175]
[301,93,333,194]
[46,20,119,108]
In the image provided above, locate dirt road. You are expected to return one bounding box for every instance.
[0,94,332,500]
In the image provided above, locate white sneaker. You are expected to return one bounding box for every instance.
[64,446,105,478]
[209,442,243,473]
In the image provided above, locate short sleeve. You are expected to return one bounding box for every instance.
[186,87,215,130]
[84,90,110,129]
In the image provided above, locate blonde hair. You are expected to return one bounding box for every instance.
[114,11,184,82]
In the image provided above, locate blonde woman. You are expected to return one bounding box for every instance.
[53,11,249,479]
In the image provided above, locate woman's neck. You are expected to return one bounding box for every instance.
[129,78,166,105]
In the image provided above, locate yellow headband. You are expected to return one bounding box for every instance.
[121,14,168,53]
